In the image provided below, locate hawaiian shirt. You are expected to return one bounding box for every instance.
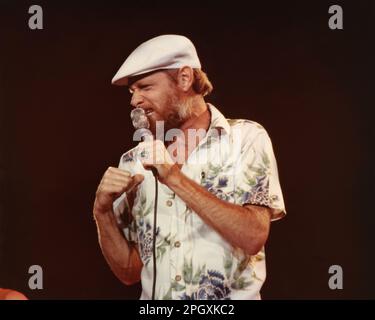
[113,104,286,300]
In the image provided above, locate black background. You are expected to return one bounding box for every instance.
[0,0,374,299]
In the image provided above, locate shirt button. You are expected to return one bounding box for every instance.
[174,241,181,248]
[175,275,181,282]
[166,200,173,207]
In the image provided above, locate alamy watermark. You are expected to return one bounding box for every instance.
[328,265,343,290]
[28,265,43,290]
[28,5,43,30]
[132,121,243,170]
[328,5,343,30]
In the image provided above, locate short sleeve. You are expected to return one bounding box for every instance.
[112,151,139,243]
[234,126,286,221]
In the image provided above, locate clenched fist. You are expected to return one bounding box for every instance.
[93,167,144,216]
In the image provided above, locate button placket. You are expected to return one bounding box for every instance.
[167,193,179,291]
[173,197,186,292]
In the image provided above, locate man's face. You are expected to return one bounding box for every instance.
[128,70,190,133]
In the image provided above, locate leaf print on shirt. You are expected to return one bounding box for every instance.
[230,276,253,290]
[231,255,253,290]
[176,259,230,300]
[175,250,253,297]
[138,221,172,266]
[223,251,233,279]
[239,175,270,207]
[224,250,253,291]
[133,193,152,219]
[121,150,136,164]
[156,233,173,262]
[183,259,193,284]
[180,269,231,300]
[201,163,235,202]
[162,288,172,300]
[133,192,155,264]
[138,221,159,265]
[183,205,193,223]
[245,150,270,178]
[237,150,271,207]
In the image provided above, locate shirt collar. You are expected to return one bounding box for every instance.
[207,103,231,136]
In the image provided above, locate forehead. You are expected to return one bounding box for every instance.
[128,70,171,89]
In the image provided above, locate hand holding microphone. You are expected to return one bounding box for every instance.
[130,108,174,181]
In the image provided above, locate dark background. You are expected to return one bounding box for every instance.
[0,0,374,299]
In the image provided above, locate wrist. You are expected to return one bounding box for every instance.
[93,207,113,221]
[164,163,183,187]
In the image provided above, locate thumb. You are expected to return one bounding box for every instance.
[127,174,144,192]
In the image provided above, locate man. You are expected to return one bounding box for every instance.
[93,35,285,300]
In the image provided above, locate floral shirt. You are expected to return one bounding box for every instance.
[113,104,286,300]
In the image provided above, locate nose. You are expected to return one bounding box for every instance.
[130,90,144,108]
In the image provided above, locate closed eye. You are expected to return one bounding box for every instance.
[140,84,152,91]
[129,83,153,94]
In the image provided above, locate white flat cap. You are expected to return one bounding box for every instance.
[112,34,201,86]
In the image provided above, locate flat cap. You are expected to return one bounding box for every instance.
[111,34,201,86]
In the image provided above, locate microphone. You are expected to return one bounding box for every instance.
[130,107,152,141]
[130,108,158,176]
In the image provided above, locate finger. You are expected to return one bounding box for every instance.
[106,167,131,177]
[102,175,132,186]
[97,184,126,197]
[126,174,144,192]
[104,181,130,190]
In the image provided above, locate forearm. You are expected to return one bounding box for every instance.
[165,166,270,255]
[94,211,143,285]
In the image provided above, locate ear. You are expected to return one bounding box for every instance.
[176,66,194,92]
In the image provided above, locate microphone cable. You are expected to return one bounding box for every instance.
[151,168,158,300]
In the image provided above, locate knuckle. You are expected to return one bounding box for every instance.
[95,188,101,196]
[122,170,130,176]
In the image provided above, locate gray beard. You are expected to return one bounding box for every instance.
[165,96,194,130]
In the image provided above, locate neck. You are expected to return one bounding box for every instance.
[166,96,210,163]
[179,96,210,133]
